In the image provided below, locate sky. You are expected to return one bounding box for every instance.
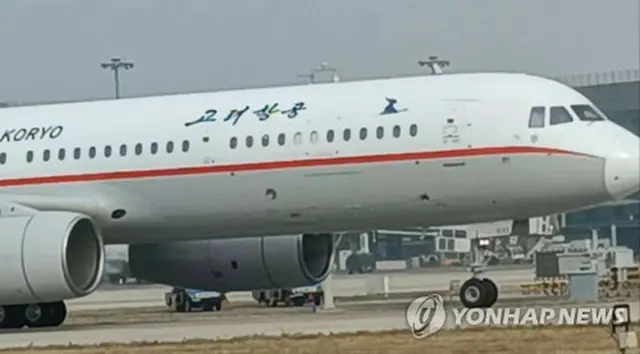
[0,0,638,103]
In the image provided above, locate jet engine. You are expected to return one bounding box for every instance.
[0,211,105,305]
[129,233,334,291]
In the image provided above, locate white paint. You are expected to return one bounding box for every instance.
[0,73,635,245]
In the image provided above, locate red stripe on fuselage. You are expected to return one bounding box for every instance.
[0,146,594,187]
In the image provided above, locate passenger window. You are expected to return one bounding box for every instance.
[550,106,573,125]
[293,132,302,145]
[246,136,254,148]
[150,142,158,155]
[230,137,238,149]
[182,140,190,152]
[26,150,33,162]
[166,141,174,153]
[134,144,143,155]
[261,134,269,147]
[393,125,401,138]
[120,144,127,157]
[89,146,96,158]
[409,124,418,137]
[277,133,286,146]
[310,131,319,144]
[343,129,351,141]
[528,106,546,128]
[0,152,6,164]
[376,126,384,139]
[43,149,51,162]
[73,147,81,159]
[359,127,367,140]
[571,105,605,122]
[326,130,335,143]
[104,145,112,158]
[58,148,66,160]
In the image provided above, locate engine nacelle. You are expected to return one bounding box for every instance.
[129,233,334,291]
[0,211,105,305]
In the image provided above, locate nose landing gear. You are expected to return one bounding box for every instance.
[457,234,503,309]
[459,277,498,308]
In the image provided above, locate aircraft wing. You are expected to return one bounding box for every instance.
[0,193,112,222]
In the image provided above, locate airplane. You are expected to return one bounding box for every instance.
[0,72,637,329]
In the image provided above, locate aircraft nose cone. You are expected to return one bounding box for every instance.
[604,146,640,201]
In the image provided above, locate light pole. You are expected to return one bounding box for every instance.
[418,56,450,75]
[100,57,134,99]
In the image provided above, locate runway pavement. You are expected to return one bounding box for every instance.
[98,264,533,290]
[6,267,608,349]
[73,268,535,311]
[1,308,406,348]
[332,263,533,274]
[2,296,638,349]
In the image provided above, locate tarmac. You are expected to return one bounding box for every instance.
[69,267,535,310]
[1,267,636,349]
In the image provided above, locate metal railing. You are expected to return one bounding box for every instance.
[553,69,640,87]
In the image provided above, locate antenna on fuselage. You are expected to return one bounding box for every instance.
[418,56,450,75]
[296,62,341,84]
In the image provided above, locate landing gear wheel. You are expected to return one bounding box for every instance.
[45,302,67,327]
[459,278,487,309]
[482,278,498,308]
[24,304,44,327]
[0,305,24,329]
[24,302,67,328]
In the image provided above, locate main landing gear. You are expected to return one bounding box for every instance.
[459,277,498,308]
[0,301,67,329]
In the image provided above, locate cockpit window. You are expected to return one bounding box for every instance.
[528,106,546,128]
[550,106,573,125]
[571,105,606,122]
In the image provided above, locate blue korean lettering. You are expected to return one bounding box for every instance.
[281,102,306,118]
[185,109,217,127]
[223,105,250,125]
[253,103,280,121]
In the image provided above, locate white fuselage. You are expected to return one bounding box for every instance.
[0,73,638,243]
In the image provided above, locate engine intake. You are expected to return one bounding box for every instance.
[0,211,105,305]
[130,233,334,291]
